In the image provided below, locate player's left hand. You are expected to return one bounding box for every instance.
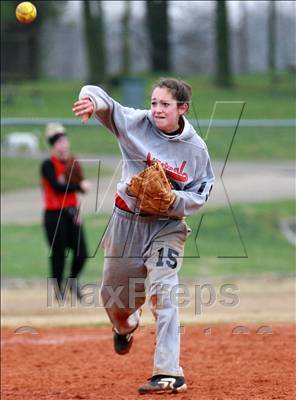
[128,162,176,215]
[72,97,94,124]
[64,155,84,184]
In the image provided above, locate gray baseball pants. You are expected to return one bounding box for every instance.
[101,207,191,377]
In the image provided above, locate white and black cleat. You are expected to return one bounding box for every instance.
[138,374,187,394]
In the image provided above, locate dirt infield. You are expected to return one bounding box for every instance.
[2,324,295,400]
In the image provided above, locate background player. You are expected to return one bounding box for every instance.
[41,123,91,299]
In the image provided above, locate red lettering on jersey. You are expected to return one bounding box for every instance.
[146,152,188,182]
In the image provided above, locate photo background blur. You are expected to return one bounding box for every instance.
[1,1,295,327]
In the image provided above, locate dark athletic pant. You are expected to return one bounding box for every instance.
[44,208,87,290]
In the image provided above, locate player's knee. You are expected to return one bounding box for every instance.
[112,309,139,335]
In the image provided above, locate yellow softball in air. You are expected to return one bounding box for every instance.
[16,2,37,24]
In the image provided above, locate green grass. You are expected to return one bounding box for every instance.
[1,72,295,192]
[1,124,121,155]
[1,158,40,192]
[205,126,295,160]
[1,73,295,181]
[1,157,113,192]
[1,124,295,170]
[183,200,295,277]
[185,72,295,120]
[1,72,295,119]
[1,200,294,281]
[1,123,294,192]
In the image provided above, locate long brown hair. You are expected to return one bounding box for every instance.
[152,77,192,110]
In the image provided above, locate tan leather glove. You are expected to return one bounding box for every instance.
[128,162,176,215]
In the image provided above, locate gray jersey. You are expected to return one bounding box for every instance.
[79,85,214,218]
[79,85,214,379]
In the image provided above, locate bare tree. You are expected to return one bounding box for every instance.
[268,0,277,82]
[83,0,106,83]
[121,1,131,76]
[169,2,214,74]
[215,0,233,87]
[238,1,249,72]
[146,1,170,72]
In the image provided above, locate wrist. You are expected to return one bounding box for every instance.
[88,97,96,116]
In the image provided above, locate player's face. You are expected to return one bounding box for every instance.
[151,87,187,133]
[53,136,70,160]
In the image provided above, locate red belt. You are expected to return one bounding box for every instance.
[115,194,152,217]
[115,194,181,220]
[115,194,131,212]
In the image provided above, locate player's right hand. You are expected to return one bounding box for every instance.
[72,97,94,124]
[80,179,92,193]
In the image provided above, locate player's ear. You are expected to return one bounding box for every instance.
[178,103,189,115]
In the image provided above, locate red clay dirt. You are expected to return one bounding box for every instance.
[1,324,295,400]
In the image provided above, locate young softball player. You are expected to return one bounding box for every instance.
[73,78,214,394]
